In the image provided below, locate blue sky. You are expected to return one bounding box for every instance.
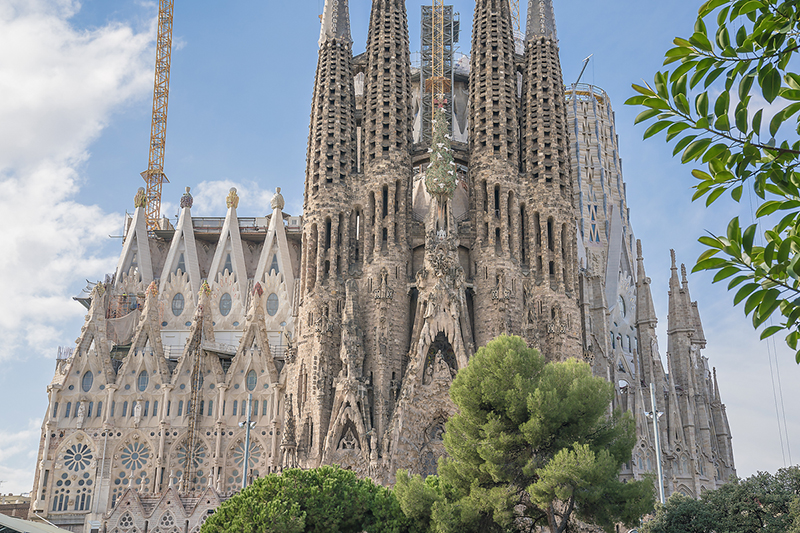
[0,0,797,494]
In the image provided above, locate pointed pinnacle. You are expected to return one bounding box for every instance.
[525,0,557,42]
[319,0,352,47]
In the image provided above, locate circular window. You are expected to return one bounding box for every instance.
[219,293,232,316]
[266,293,279,316]
[246,370,257,391]
[81,371,93,392]
[172,293,185,316]
[137,370,149,392]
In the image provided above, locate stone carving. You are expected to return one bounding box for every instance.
[76,402,86,429]
[491,270,513,301]
[180,186,193,209]
[373,268,394,300]
[271,187,285,211]
[339,280,364,379]
[226,187,239,209]
[134,187,147,208]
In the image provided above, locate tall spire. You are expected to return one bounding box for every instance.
[363,0,413,166]
[525,0,557,42]
[319,0,352,46]
[469,0,519,165]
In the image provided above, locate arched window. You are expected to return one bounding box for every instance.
[137,370,149,392]
[220,293,232,316]
[266,294,279,316]
[64,402,71,419]
[81,371,93,392]
[172,293,185,316]
[246,370,257,391]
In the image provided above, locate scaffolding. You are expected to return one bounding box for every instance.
[180,319,205,492]
[420,3,458,144]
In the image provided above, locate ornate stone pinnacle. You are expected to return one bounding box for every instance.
[226,187,239,209]
[134,187,147,208]
[180,186,193,209]
[270,187,285,211]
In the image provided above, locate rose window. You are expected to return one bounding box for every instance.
[121,442,150,471]
[64,443,93,472]
[226,440,262,490]
[172,441,208,488]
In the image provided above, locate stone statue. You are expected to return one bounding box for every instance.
[271,187,285,211]
[134,401,142,425]
[134,187,147,208]
[226,187,240,209]
[180,186,193,209]
[76,403,86,428]
[369,432,378,462]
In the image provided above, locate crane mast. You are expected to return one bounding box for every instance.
[510,0,520,34]
[141,0,174,231]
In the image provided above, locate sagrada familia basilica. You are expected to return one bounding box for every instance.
[29,0,736,531]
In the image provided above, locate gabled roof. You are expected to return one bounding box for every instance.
[0,513,74,533]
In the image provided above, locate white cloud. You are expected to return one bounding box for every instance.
[0,419,43,494]
[188,179,281,218]
[0,0,154,361]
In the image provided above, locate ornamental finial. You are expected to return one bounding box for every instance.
[134,187,147,208]
[271,187,285,211]
[226,187,239,209]
[180,186,193,209]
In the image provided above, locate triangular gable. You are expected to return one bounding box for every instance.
[72,284,116,384]
[115,205,153,287]
[254,204,295,301]
[170,285,225,385]
[208,198,247,300]
[142,487,191,520]
[226,286,280,386]
[107,488,147,520]
[121,283,170,381]
[160,205,202,301]
[184,487,223,518]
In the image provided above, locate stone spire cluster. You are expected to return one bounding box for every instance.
[30,4,738,531]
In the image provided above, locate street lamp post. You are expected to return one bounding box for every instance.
[239,392,256,490]
[646,382,666,504]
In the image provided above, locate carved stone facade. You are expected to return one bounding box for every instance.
[31,1,736,531]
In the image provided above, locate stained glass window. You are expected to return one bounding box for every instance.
[172,293,185,316]
[266,293,279,316]
[220,293,232,316]
[81,371,93,392]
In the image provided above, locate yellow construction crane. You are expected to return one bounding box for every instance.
[510,0,520,34]
[141,0,175,231]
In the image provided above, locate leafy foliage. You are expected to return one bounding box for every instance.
[626,0,800,363]
[201,465,413,533]
[642,466,800,533]
[395,336,654,533]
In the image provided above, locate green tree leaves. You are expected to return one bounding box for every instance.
[201,466,414,533]
[627,0,800,363]
[398,336,654,533]
[642,466,800,533]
